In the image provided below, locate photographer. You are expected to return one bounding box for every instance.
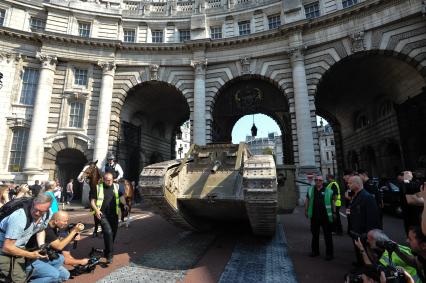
[26,211,87,282]
[0,194,52,282]
[353,229,420,282]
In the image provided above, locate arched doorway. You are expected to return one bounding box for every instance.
[118,81,190,182]
[316,53,426,178]
[55,149,87,200]
[211,75,293,165]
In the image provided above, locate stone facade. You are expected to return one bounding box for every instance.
[0,0,424,185]
[318,122,337,177]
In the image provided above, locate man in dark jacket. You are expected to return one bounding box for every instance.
[348,175,381,266]
[358,169,383,228]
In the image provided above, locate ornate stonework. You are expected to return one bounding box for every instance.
[36,53,57,70]
[190,60,207,75]
[350,31,365,53]
[149,64,159,80]
[98,61,116,76]
[240,56,251,74]
[6,116,31,128]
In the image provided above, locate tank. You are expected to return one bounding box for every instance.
[139,143,278,236]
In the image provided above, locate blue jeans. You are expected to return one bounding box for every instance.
[26,254,70,282]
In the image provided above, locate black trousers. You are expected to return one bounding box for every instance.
[333,206,343,234]
[100,214,118,258]
[310,217,333,256]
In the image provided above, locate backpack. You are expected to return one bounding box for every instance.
[0,197,36,231]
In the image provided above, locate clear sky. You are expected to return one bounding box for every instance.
[232,114,281,143]
[231,114,328,144]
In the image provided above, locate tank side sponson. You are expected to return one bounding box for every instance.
[243,155,278,236]
[139,160,197,231]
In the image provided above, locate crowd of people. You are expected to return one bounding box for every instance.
[0,154,127,282]
[305,169,426,283]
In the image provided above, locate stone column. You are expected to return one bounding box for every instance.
[290,47,316,168]
[23,54,57,178]
[93,61,116,168]
[191,60,207,146]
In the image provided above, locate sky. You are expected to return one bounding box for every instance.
[231,114,328,143]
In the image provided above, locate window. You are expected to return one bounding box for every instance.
[342,0,357,8]
[20,68,39,105]
[268,14,281,29]
[74,68,88,86]
[355,114,369,130]
[123,29,136,43]
[179,30,190,42]
[210,26,222,39]
[305,2,320,19]
[69,102,84,128]
[325,139,328,146]
[326,151,330,161]
[0,9,5,26]
[378,100,393,117]
[9,128,29,172]
[152,30,163,43]
[327,168,331,175]
[330,139,335,146]
[78,22,91,38]
[30,17,46,32]
[238,20,250,36]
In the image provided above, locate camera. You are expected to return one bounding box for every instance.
[376,239,398,253]
[349,231,367,242]
[346,265,406,283]
[69,248,104,277]
[38,244,59,261]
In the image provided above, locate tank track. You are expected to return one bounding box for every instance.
[139,160,197,231]
[243,155,278,236]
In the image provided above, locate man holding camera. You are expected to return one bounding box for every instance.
[0,194,52,282]
[25,210,88,282]
[90,172,128,264]
[353,229,419,282]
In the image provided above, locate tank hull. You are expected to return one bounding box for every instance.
[139,143,278,235]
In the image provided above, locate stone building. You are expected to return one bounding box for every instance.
[246,133,284,165]
[0,0,425,195]
[317,121,337,177]
[175,120,191,159]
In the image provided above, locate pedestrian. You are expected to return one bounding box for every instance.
[45,180,59,215]
[347,175,380,266]
[66,179,74,205]
[54,179,62,204]
[358,169,383,228]
[90,172,128,264]
[326,174,343,235]
[0,194,52,282]
[399,171,423,235]
[0,184,10,208]
[30,180,42,197]
[304,175,336,260]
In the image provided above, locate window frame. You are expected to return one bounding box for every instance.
[8,127,29,172]
[0,9,5,26]
[73,68,88,87]
[267,14,281,30]
[238,20,251,36]
[78,21,91,38]
[123,28,136,43]
[304,2,320,19]
[29,17,46,32]
[19,67,39,105]
[68,101,84,128]
[179,29,191,42]
[210,26,222,39]
[342,0,357,8]
[151,30,163,43]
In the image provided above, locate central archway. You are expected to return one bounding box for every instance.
[117,81,190,182]
[211,75,293,165]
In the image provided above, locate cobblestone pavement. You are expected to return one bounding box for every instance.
[219,224,297,283]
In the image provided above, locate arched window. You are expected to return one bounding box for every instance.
[378,100,393,118]
[355,113,369,130]
[69,102,84,128]
[9,128,29,172]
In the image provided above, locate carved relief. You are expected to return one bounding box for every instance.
[240,56,251,74]
[149,64,159,80]
[0,53,23,64]
[6,116,31,128]
[36,53,57,70]
[350,31,365,53]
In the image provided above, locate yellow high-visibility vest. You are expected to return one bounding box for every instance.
[93,183,120,215]
[326,181,341,207]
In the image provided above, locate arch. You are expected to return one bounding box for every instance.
[210,74,293,164]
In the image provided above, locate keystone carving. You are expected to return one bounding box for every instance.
[240,56,251,74]
[36,53,57,70]
[149,64,159,80]
[350,31,365,53]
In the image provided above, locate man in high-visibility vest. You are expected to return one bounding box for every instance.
[326,174,343,235]
[90,172,128,264]
[304,175,336,261]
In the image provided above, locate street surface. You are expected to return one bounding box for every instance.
[62,203,406,283]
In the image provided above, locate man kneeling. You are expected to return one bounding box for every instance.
[26,211,87,282]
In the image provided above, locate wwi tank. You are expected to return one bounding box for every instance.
[139,143,278,236]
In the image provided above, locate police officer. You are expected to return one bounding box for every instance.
[305,175,336,260]
[102,153,123,182]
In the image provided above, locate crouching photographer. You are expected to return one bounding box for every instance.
[26,211,87,282]
[345,229,420,283]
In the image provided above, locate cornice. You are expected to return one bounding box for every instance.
[0,0,420,55]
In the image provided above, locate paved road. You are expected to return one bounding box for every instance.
[60,203,406,283]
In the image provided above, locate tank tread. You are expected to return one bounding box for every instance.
[139,160,197,231]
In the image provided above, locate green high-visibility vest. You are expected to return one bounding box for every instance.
[379,244,421,283]
[93,183,120,215]
[307,186,333,222]
[326,181,341,207]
